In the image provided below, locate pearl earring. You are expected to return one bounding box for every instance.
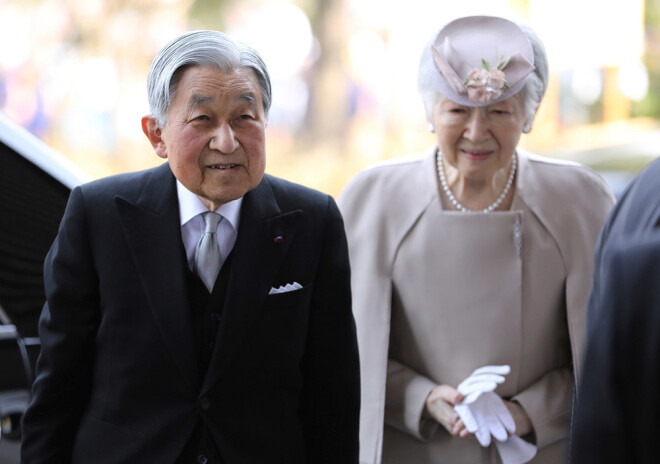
[428,123,435,133]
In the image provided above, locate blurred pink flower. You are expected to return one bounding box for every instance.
[464,61,510,104]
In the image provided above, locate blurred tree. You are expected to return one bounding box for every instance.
[189,0,232,29]
[305,0,350,148]
[631,0,660,118]
[186,0,351,150]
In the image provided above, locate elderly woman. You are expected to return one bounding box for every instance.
[338,16,615,464]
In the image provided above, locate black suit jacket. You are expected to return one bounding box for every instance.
[571,158,660,462]
[571,234,660,462]
[585,157,660,335]
[21,164,360,463]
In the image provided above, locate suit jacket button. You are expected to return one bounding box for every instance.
[211,313,221,322]
[200,397,211,410]
[197,455,208,464]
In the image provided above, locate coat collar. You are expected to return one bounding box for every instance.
[114,164,199,392]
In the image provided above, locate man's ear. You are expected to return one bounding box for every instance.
[141,116,168,159]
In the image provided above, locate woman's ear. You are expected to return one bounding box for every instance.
[141,116,168,159]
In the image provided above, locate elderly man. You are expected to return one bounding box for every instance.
[21,30,360,464]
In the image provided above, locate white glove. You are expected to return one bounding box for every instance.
[456,396,537,463]
[455,391,515,446]
[454,365,513,446]
[457,365,511,403]
[495,436,537,464]
[454,365,537,463]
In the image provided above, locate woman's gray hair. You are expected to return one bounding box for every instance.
[147,30,272,126]
[418,20,549,133]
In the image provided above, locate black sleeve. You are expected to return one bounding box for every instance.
[572,236,660,462]
[21,186,100,463]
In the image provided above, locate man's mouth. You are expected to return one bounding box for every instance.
[209,164,238,170]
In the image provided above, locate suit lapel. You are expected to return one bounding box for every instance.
[114,164,197,392]
[202,176,301,392]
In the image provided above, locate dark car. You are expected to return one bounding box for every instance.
[0,110,88,460]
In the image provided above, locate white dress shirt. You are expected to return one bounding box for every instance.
[176,180,242,271]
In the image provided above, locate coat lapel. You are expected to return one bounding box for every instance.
[201,175,301,393]
[114,164,197,392]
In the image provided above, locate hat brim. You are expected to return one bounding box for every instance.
[432,16,535,107]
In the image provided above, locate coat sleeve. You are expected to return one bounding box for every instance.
[21,186,101,463]
[338,154,440,464]
[571,236,660,461]
[338,175,398,464]
[299,196,361,463]
[511,366,573,448]
[384,359,438,441]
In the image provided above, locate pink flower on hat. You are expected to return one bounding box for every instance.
[487,68,507,91]
[464,59,510,104]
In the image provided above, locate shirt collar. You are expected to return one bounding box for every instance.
[176,180,242,232]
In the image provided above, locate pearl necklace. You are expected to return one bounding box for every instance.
[436,151,517,213]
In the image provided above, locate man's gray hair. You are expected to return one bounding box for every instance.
[417,21,549,133]
[147,30,272,126]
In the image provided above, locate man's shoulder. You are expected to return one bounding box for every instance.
[255,174,342,234]
[606,232,660,322]
[77,164,170,200]
[613,232,660,267]
[81,163,171,193]
[619,157,660,210]
[602,157,660,241]
[262,173,331,208]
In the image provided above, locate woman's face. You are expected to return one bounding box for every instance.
[432,92,526,181]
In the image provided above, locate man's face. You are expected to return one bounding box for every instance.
[143,65,267,210]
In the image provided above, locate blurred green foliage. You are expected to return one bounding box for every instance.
[631,0,660,118]
[189,0,231,30]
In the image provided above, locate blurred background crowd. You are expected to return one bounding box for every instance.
[1,0,659,197]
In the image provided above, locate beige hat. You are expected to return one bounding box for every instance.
[431,16,535,106]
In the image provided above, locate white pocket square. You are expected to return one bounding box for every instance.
[268,282,303,295]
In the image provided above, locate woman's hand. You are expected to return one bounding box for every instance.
[426,385,534,440]
[504,400,534,437]
[425,385,471,437]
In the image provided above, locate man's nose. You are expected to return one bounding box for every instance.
[209,123,239,153]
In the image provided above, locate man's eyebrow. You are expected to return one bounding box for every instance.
[238,93,257,106]
[186,93,256,108]
[187,94,213,109]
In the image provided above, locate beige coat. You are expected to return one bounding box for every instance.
[337,149,615,464]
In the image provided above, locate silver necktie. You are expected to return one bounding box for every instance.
[193,212,223,292]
